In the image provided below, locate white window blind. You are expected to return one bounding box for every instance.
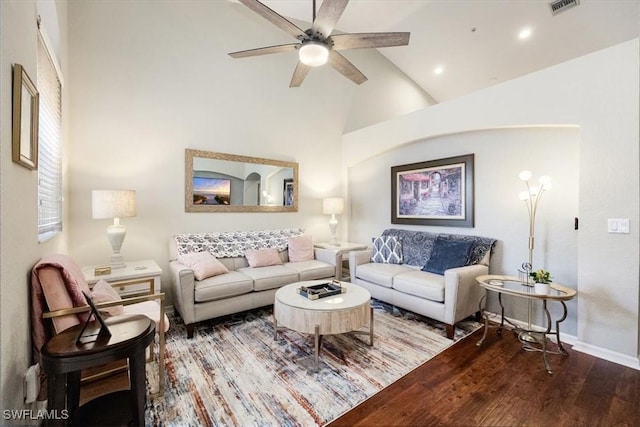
[37,26,63,242]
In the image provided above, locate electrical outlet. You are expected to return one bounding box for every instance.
[24,364,40,404]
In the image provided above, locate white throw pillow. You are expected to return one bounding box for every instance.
[178,251,229,280]
[90,279,124,316]
[288,235,314,262]
[245,248,283,268]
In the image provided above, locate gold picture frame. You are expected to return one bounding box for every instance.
[12,64,39,170]
[185,149,299,213]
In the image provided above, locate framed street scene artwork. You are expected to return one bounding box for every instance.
[391,154,474,227]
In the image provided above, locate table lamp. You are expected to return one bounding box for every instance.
[92,190,137,269]
[323,197,344,245]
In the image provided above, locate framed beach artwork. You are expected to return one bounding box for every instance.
[391,154,474,227]
[192,177,231,206]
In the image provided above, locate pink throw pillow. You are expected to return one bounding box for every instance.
[178,252,229,280]
[90,279,124,316]
[245,248,283,268]
[288,235,314,262]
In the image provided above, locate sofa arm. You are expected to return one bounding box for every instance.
[314,248,337,265]
[169,260,196,325]
[443,264,489,325]
[349,249,373,282]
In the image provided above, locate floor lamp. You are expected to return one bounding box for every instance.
[518,171,552,333]
[92,190,137,269]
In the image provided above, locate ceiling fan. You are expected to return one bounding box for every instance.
[228,0,410,87]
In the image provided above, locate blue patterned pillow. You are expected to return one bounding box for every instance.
[371,235,403,264]
[422,237,473,274]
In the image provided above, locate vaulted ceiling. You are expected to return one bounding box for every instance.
[257,0,640,102]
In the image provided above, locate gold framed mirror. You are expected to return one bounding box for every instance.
[185,149,298,213]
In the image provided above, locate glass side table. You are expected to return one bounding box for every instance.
[475,274,577,374]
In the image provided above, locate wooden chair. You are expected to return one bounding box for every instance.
[31,254,168,398]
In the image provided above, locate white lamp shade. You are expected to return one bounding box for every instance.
[299,41,329,67]
[323,197,344,215]
[92,190,137,219]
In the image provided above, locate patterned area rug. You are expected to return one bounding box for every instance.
[146,300,480,426]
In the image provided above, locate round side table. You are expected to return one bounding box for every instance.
[41,314,155,426]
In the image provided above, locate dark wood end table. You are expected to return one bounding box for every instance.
[41,314,155,426]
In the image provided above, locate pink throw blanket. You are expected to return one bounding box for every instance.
[31,254,91,400]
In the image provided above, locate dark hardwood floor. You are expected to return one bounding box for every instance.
[329,327,640,427]
[82,326,640,426]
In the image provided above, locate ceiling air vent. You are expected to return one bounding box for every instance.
[549,0,580,15]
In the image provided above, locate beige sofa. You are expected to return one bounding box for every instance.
[169,229,337,338]
[349,229,496,339]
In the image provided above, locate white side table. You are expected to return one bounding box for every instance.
[82,259,162,297]
[314,242,369,281]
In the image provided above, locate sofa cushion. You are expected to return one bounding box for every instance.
[245,248,283,268]
[371,235,403,264]
[237,265,299,291]
[422,237,473,275]
[355,262,413,288]
[178,252,229,280]
[288,235,314,262]
[393,270,445,302]
[285,260,336,281]
[194,271,254,302]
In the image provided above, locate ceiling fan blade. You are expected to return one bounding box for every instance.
[238,0,308,40]
[328,51,367,85]
[289,62,311,88]
[311,0,349,38]
[229,43,299,58]
[330,32,410,50]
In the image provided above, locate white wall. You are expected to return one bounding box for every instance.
[348,127,580,332]
[65,0,430,306]
[343,39,640,367]
[1,0,69,416]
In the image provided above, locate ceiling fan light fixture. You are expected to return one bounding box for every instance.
[299,41,329,67]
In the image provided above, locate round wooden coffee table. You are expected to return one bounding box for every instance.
[274,280,373,370]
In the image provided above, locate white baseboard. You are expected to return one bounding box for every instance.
[572,341,640,370]
[483,311,639,370]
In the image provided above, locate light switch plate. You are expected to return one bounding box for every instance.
[608,218,630,234]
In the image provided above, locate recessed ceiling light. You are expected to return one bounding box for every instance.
[434,66,444,75]
[518,27,532,40]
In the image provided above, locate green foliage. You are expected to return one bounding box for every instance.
[530,269,552,284]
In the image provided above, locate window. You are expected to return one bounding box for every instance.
[37,24,63,242]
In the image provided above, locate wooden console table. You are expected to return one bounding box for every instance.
[41,314,155,426]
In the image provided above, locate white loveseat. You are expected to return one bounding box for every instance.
[349,229,496,339]
[169,228,337,338]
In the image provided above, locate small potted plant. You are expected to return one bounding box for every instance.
[530,269,552,294]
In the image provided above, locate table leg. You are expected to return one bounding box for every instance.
[47,373,67,427]
[476,294,489,346]
[129,351,147,426]
[541,300,554,374]
[369,306,374,346]
[273,315,278,341]
[498,293,505,335]
[555,301,570,355]
[314,325,320,371]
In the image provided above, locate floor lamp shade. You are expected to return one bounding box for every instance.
[323,198,344,245]
[92,190,137,269]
